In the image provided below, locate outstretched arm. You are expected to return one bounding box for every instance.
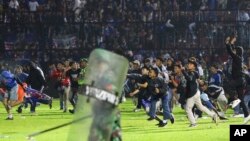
[225,36,238,59]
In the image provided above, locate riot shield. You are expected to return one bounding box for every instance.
[67,49,129,141]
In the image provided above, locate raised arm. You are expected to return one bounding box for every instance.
[225,36,238,59]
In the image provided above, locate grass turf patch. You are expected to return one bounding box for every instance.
[0,98,242,141]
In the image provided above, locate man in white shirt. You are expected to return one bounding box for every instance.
[9,0,19,11]
[29,0,39,12]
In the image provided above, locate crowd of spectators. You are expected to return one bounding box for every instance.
[0,0,250,66]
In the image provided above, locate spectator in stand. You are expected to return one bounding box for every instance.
[28,0,39,12]
[8,0,19,12]
[218,0,228,9]
[207,0,218,21]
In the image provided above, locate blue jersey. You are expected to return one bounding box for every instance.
[16,73,29,83]
[0,71,17,90]
[209,73,222,86]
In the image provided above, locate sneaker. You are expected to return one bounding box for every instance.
[231,99,241,109]
[218,112,225,117]
[145,107,150,113]
[212,114,219,125]
[122,96,126,102]
[69,109,75,114]
[158,122,167,127]
[232,114,244,118]
[6,117,14,120]
[219,116,228,120]
[147,117,155,121]
[133,108,141,112]
[16,107,22,114]
[243,115,250,125]
[48,98,53,109]
[189,124,197,127]
[194,114,199,120]
[24,103,28,108]
[170,118,175,124]
[155,120,163,126]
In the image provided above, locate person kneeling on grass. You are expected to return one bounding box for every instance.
[0,70,25,120]
[199,81,228,120]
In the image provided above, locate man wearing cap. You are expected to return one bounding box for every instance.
[182,57,218,127]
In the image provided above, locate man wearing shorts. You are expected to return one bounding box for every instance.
[0,70,24,120]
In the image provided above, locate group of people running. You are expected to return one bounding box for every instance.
[125,36,250,127]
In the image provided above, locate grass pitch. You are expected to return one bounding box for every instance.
[0,99,243,141]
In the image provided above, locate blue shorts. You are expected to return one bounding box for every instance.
[7,85,18,101]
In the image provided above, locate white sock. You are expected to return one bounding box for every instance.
[8,114,13,118]
[162,120,167,124]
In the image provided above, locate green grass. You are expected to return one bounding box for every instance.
[0,99,244,141]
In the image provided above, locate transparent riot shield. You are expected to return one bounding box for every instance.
[68,49,129,141]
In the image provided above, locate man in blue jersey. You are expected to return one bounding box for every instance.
[209,64,222,86]
[0,70,19,120]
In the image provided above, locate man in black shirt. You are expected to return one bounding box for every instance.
[172,63,186,109]
[183,57,218,127]
[225,36,250,124]
[127,66,151,112]
[66,61,81,113]
[25,61,46,113]
[147,68,174,127]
